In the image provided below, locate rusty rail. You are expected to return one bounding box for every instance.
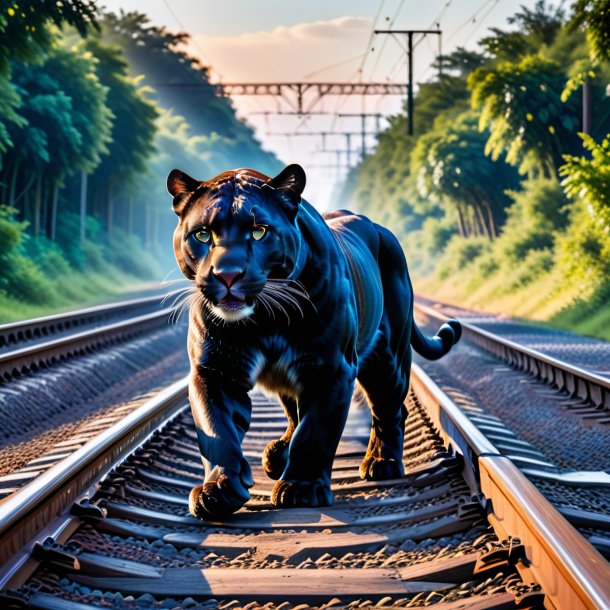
[411,363,610,610]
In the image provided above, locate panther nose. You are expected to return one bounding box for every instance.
[212,270,243,288]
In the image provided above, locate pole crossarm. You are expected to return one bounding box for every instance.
[337,113,384,118]
[217,82,407,113]
[373,29,441,34]
[266,131,377,137]
[248,111,331,116]
[268,132,377,166]
[374,29,442,135]
[217,82,407,95]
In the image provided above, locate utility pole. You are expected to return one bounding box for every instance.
[583,79,592,135]
[374,29,441,135]
[437,23,443,79]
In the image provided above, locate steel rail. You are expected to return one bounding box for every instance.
[0,292,177,350]
[413,301,610,408]
[411,363,610,610]
[0,307,182,380]
[0,377,189,579]
[0,348,606,606]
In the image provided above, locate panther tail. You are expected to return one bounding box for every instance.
[410,318,462,361]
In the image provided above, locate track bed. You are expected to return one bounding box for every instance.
[1,389,539,609]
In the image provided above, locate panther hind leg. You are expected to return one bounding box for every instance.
[262,394,297,480]
[358,225,413,481]
[357,326,410,480]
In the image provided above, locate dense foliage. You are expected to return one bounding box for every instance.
[344,0,610,338]
[0,3,278,318]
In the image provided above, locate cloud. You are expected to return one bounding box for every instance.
[188,16,372,81]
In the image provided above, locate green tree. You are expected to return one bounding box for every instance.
[469,55,582,177]
[411,112,519,238]
[132,110,216,251]
[480,0,565,61]
[569,0,610,63]
[2,40,112,238]
[101,11,279,175]
[0,76,23,157]
[561,133,610,231]
[0,2,99,161]
[85,38,158,237]
[0,0,98,75]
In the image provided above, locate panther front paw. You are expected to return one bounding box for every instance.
[271,479,333,508]
[188,475,248,520]
[262,439,289,480]
[360,455,404,480]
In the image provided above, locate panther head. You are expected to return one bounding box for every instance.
[168,164,307,323]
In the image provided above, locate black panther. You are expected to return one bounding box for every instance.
[167,164,461,519]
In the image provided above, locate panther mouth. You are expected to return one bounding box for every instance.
[218,295,254,308]
[210,294,255,322]
[219,296,245,308]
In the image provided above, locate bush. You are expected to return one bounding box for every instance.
[557,133,610,292]
[509,248,554,288]
[0,206,27,253]
[0,206,59,304]
[106,229,159,278]
[421,215,459,255]
[436,236,491,279]
[0,254,60,304]
[82,240,113,274]
[26,237,72,278]
[556,199,610,290]
[496,178,569,264]
[55,212,86,268]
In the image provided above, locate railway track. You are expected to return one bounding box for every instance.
[1,366,608,609]
[413,301,609,412]
[413,299,610,562]
[0,290,190,499]
[0,291,184,381]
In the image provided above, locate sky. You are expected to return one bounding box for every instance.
[101,0,562,210]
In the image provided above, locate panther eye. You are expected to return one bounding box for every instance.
[193,227,211,244]
[252,225,267,241]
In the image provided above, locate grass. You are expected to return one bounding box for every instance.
[414,266,610,341]
[0,267,175,324]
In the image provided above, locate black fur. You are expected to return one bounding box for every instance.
[169,164,460,518]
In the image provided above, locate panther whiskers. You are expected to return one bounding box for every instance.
[257,288,290,323]
[260,279,316,320]
[254,293,276,319]
[163,285,193,307]
[169,287,201,324]
[265,287,303,318]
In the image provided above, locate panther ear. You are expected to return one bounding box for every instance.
[267,164,306,219]
[167,169,201,215]
[269,164,306,196]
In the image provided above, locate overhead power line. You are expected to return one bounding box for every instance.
[302,53,367,80]
[161,0,220,80]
